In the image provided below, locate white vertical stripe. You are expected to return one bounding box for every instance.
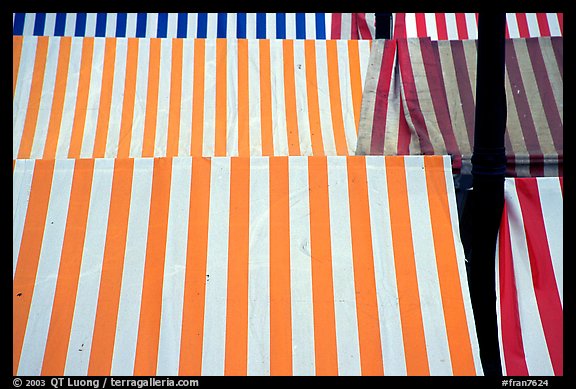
[167,14,178,38]
[365,13,376,38]
[546,13,561,36]
[227,39,239,157]
[17,159,74,375]
[110,158,153,375]
[266,13,276,39]
[56,37,83,158]
[246,13,257,39]
[201,157,231,375]
[325,13,332,40]
[207,13,218,39]
[285,13,296,39]
[289,157,315,375]
[366,156,407,375]
[80,37,105,158]
[156,157,191,375]
[445,13,459,40]
[146,13,158,38]
[128,38,150,158]
[405,13,417,38]
[64,13,76,37]
[22,13,35,35]
[202,40,217,156]
[442,156,483,375]
[103,37,127,157]
[105,14,117,37]
[179,38,194,156]
[494,234,507,376]
[506,13,520,39]
[293,41,313,155]
[153,38,172,157]
[465,13,478,40]
[326,156,361,376]
[425,13,438,40]
[13,160,35,277]
[227,13,237,39]
[305,13,315,39]
[44,13,56,36]
[537,178,563,307]
[340,13,352,39]
[187,13,198,39]
[404,156,452,375]
[125,13,138,38]
[526,13,540,37]
[14,36,38,157]
[358,40,371,92]
[505,179,554,375]
[84,13,97,37]
[248,39,262,156]
[64,158,114,375]
[315,41,337,156]
[30,37,60,158]
[247,157,271,375]
[269,40,289,155]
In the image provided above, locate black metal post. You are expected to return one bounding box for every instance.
[469,13,507,376]
[375,13,392,39]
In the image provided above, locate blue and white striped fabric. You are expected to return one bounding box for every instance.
[12,13,333,39]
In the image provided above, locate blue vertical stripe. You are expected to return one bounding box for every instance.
[177,13,188,38]
[236,13,246,38]
[157,13,168,38]
[217,13,227,38]
[136,13,147,37]
[33,13,46,36]
[116,13,127,37]
[13,13,25,35]
[75,13,87,37]
[54,13,66,36]
[296,13,306,39]
[95,13,107,37]
[197,13,207,38]
[315,13,326,39]
[256,13,266,38]
[276,13,286,39]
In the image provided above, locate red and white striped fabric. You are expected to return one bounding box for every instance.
[13,36,370,159]
[13,155,483,376]
[496,177,563,376]
[331,13,376,40]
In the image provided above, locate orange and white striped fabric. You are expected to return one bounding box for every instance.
[496,177,563,376]
[13,155,482,376]
[13,36,370,159]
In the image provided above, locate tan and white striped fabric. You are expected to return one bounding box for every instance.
[13,155,482,376]
[13,36,370,159]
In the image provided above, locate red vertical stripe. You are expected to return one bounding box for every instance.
[498,203,529,376]
[515,179,563,375]
[393,13,406,39]
[331,13,342,39]
[435,13,448,40]
[557,13,563,35]
[357,13,372,39]
[455,13,468,39]
[396,98,412,154]
[536,14,551,36]
[350,13,359,39]
[370,40,396,155]
[516,13,530,38]
[415,13,427,37]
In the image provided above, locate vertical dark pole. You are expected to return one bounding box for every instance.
[469,13,507,376]
[375,13,392,39]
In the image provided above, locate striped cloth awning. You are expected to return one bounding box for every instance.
[356,37,563,177]
[496,177,563,376]
[13,155,483,376]
[13,36,370,159]
[13,13,562,40]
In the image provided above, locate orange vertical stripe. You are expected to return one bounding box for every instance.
[68,38,94,158]
[43,37,72,159]
[93,38,117,158]
[282,41,301,156]
[142,38,161,157]
[269,157,293,375]
[259,40,274,156]
[237,39,250,157]
[385,156,430,375]
[116,38,139,158]
[347,40,363,134]
[134,158,172,376]
[326,41,349,155]
[88,158,134,375]
[214,39,228,156]
[13,159,55,375]
[224,157,250,375]
[167,38,183,157]
[424,156,476,375]
[307,156,338,375]
[13,35,24,97]
[178,157,211,375]
[304,41,325,156]
[346,157,384,375]
[191,39,206,157]
[41,159,95,375]
[18,36,49,159]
